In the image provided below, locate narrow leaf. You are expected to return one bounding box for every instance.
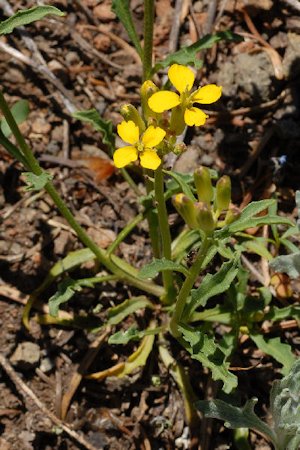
[164,170,197,201]
[185,258,239,319]
[48,277,94,317]
[153,31,243,73]
[73,109,115,154]
[1,100,29,137]
[250,334,295,375]
[108,325,162,344]
[111,0,142,57]
[0,6,65,35]
[179,324,238,393]
[139,257,189,279]
[107,296,154,325]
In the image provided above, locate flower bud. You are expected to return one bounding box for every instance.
[173,193,198,229]
[194,166,214,205]
[169,105,185,136]
[215,175,231,213]
[120,104,145,134]
[173,142,187,155]
[141,80,158,120]
[224,207,241,225]
[195,202,215,234]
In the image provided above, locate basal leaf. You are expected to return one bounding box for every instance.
[0,6,65,35]
[196,398,276,444]
[22,171,53,191]
[153,31,243,74]
[139,257,189,279]
[72,109,115,154]
[1,100,29,137]
[250,334,295,376]
[269,252,300,279]
[108,325,162,344]
[179,324,238,393]
[107,296,154,325]
[111,0,142,57]
[49,278,82,317]
[185,258,239,319]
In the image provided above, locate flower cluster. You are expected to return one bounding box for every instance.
[113,64,222,170]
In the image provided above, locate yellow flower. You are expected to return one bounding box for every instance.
[113,120,166,170]
[148,64,222,127]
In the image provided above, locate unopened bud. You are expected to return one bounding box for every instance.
[173,142,187,155]
[194,166,214,205]
[173,193,198,229]
[141,80,158,120]
[120,104,145,133]
[170,106,185,136]
[195,202,215,234]
[215,175,231,213]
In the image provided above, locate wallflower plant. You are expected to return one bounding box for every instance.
[0,2,299,448]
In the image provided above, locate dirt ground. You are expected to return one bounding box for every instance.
[0,0,300,449]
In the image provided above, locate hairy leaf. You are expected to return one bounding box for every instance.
[0,6,64,35]
[111,0,142,57]
[108,325,161,344]
[179,324,238,393]
[73,109,115,154]
[22,171,52,191]
[269,252,300,279]
[1,100,29,137]
[107,296,154,325]
[139,257,189,279]
[250,334,295,375]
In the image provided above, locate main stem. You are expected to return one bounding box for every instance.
[0,91,163,298]
[154,165,175,303]
[170,236,211,337]
[143,0,155,81]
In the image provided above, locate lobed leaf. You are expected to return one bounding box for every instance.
[48,277,94,317]
[0,6,65,35]
[139,257,189,279]
[22,171,53,191]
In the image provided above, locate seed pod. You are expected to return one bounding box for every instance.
[120,104,145,134]
[195,202,215,234]
[194,166,214,205]
[173,193,198,229]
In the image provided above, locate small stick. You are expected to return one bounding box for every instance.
[0,353,99,450]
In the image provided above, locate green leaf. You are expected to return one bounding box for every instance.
[241,239,273,261]
[0,6,65,35]
[270,359,300,450]
[72,109,115,154]
[164,170,197,201]
[185,258,239,319]
[196,398,276,444]
[22,171,53,191]
[265,305,300,322]
[1,100,29,137]
[48,277,95,317]
[250,334,295,376]
[108,325,162,344]
[269,252,300,279]
[179,324,238,393]
[139,257,189,279]
[172,229,200,262]
[190,305,232,325]
[111,0,142,57]
[152,31,243,74]
[107,296,154,325]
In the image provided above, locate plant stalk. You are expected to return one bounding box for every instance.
[143,0,155,81]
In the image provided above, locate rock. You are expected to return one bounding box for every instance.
[93,5,116,21]
[10,342,41,370]
[217,61,237,98]
[173,146,200,173]
[31,117,51,135]
[40,356,54,373]
[282,33,300,78]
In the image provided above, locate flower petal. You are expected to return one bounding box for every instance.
[184,107,208,126]
[117,120,139,145]
[140,150,161,170]
[192,84,222,104]
[113,146,138,168]
[148,91,180,113]
[142,126,166,148]
[168,64,195,93]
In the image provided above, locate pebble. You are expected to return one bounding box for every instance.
[93,5,116,21]
[31,117,51,135]
[10,342,41,370]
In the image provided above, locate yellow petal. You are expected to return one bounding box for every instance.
[148,91,180,113]
[184,107,208,126]
[117,120,139,145]
[168,64,195,93]
[139,150,161,170]
[142,126,166,148]
[113,146,138,168]
[192,84,222,104]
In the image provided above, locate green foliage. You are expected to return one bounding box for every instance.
[1,100,29,137]
[197,359,300,450]
[179,324,238,393]
[0,6,65,35]
[139,257,189,279]
[109,325,162,344]
[22,171,53,191]
[270,252,300,279]
[111,0,143,57]
[107,297,154,325]
[72,109,115,154]
[48,277,94,317]
[152,31,243,74]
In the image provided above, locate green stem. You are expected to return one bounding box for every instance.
[154,165,175,303]
[0,90,163,298]
[170,236,212,337]
[144,171,160,258]
[143,0,155,81]
[0,129,29,168]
